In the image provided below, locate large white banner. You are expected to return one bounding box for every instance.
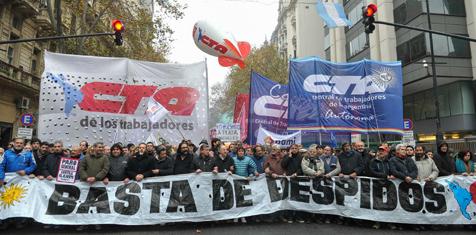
[39,52,208,146]
[1,173,475,225]
[257,126,301,148]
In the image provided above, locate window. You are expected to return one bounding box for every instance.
[448,82,463,115]
[346,32,368,59]
[325,48,331,61]
[7,47,14,64]
[394,0,424,25]
[31,48,41,74]
[461,82,475,114]
[346,0,366,28]
[426,34,471,58]
[423,0,466,16]
[324,32,330,50]
[12,14,22,29]
[397,34,427,65]
[404,82,475,121]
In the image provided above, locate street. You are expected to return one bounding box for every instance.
[4,221,474,235]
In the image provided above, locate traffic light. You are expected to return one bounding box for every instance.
[362,4,377,34]
[112,19,124,46]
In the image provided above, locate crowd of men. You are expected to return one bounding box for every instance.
[0,136,475,230]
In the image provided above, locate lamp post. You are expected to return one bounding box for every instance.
[425,0,444,147]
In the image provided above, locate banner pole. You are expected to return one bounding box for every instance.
[166,113,186,140]
[319,132,322,146]
[205,57,210,143]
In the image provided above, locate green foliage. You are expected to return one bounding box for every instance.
[209,42,288,127]
[58,0,186,62]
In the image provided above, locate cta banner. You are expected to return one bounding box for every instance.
[256,127,301,148]
[249,72,288,144]
[233,93,249,142]
[288,58,403,134]
[39,52,208,146]
[0,174,475,225]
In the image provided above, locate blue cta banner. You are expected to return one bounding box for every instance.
[248,72,288,144]
[288,57,403,134]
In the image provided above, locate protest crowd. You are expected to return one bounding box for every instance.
[0,136,475,231]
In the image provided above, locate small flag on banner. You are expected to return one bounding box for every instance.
[316,1,352,28]
[146,98,169,123]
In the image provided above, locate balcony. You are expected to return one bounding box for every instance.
[12,0,40,18]
[33,10,55,36]
[0,60,41,92]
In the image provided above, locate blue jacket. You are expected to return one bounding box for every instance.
[0,149,37,180]
[233,155,257,177]
[455,158,475,174]
[251,155,266,174]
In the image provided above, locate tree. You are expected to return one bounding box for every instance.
[209,42,288,127]
[45,0,185,62]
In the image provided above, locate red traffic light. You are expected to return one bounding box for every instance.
[365,4,377,17]
[112,20,124,32]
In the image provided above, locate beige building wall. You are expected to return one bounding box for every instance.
[272,0,325,60]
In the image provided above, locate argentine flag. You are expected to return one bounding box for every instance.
[316,1,352,28]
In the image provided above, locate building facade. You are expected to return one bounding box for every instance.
[0,1,155,148]
[271,0,326,59]
[0,1,47,148]
[324,0,476,145]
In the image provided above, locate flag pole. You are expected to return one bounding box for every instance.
[205,57,210,142]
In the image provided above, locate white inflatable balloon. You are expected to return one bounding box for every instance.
[193,20,250,68]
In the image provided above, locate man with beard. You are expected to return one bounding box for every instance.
[41,141,66,180]
[154,147,174,176]
[79,142,110,185]
[146,142,157,158]
[338,142,365,178]
[251,145,266,174]
[213,144,234,174]
[281,144,304,223]
[106,143,129,183]
[126,143,156,181]
[33,142,49,178]
[433,141,455,176]
[0,137,36,229]
[174,142,194,174]
[413,145,439,181]
[368,145,393,179]
[192,144,215,173]
[0,137,36,184]
[281,144,303,177]
[389,144,418,183]
[264,144,285,178]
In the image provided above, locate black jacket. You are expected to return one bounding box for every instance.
[338,150,365,175]
[433,152,455,176]
[389,156,418,180]
[213,155,234,173]
[33,150,48,176]
[281,153,303,175]
[368,158,390,178]
[173,153,194,174]
[192,155,215,172]
[42,153,65,177]
[155,156,174,176]
[126,153,155,179]
[107,155,128,181]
